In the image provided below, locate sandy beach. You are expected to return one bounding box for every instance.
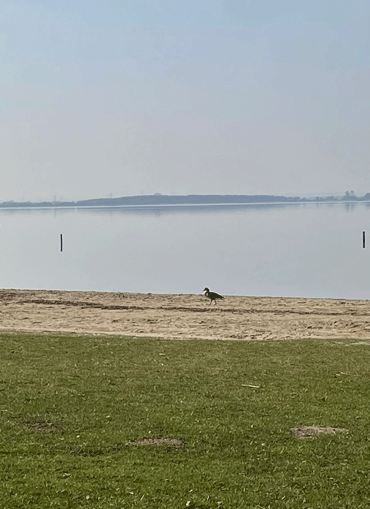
[1,289,370,340]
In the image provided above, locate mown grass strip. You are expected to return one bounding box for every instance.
[0,333,370,508]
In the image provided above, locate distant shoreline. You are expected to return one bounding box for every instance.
[1,192,369,209]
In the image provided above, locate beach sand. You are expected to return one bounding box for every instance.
[1,289,370,340]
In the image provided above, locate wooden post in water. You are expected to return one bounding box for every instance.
[363,231,366,249]
[60,234,63,252]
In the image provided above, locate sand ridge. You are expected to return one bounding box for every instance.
[1,289,370,340]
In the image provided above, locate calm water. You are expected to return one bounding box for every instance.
[1,202,369,299]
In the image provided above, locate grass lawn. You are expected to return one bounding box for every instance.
[0,332,370,508]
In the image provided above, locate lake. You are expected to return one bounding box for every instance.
[0,201,369,299]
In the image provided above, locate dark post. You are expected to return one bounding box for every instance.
[60,234,63,252]
[363,231,365,249]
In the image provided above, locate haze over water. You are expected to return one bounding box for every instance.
[0,201,369,300]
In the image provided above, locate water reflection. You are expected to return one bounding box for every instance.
[0,200,367,217]
[0,201,369,298]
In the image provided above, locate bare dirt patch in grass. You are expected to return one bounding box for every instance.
[130,437,184,447]
[290,425,348,439]
[28,420,62,432]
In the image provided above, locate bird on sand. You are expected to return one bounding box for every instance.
[203,287,223,304]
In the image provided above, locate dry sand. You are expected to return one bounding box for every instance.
[1,289,370,340]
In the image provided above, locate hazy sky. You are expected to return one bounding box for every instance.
[1,0,369,201]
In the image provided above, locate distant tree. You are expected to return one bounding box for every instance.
[344,190,357,200]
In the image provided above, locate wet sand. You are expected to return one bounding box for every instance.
[1,289,370,340]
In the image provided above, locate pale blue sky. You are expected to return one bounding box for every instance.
[1,0,369,201]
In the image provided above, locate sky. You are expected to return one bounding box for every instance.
[1,0,369,202]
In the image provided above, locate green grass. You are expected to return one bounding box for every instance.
[1,332,370,508]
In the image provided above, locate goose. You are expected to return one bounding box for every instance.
[203,287,223,304]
